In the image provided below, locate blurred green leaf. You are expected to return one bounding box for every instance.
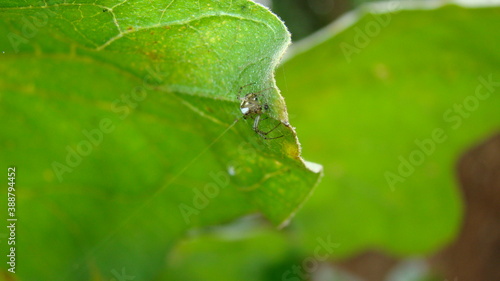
[158,5,500,281]
[161,225,295,281]
[0,0,321,280]
[280,5,500,256]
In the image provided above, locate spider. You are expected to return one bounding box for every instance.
[237,84,283,140]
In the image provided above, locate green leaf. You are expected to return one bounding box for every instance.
[0,0,321,279]
[154,6,500,281]
[161,226,294,281]
[279,5,500,256]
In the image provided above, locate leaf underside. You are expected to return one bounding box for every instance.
[0,0,321,280]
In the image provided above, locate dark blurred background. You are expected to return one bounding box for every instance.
[256,0,383,40]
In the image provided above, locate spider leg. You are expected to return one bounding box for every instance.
[259,130,284,140]
[253,115,284,140]
[238,83,256,99]
[252,87,273,98]
[260,132,284,140]
[265,120,283,135]
[252,115,261,132]
[260,120,284,140]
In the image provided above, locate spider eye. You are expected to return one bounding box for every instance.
[264,104,269,110]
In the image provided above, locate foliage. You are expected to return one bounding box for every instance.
[0,0,321,280]
[282,5,500,256]
[160,4,500,280]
